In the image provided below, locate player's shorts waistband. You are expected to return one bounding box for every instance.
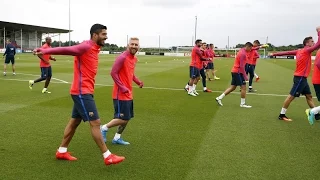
[70,93,94,96]
[294,76,307,79]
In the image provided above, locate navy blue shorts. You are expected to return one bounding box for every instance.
[41,66,52,78]
[189,66,200,78]
[289,76,311,97]
[71,94,99,122]
[231,72,246,86]
[113,99,134,121]
[5,56,15,64]
[314,84,320,101]
[206,62,214,69]
[245,64,255,74]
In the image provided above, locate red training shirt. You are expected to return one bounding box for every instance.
[273,32,320,78]
[39,43,51,67]
[312,50,320,84]
[205,48,214,62]
[39,40,100,95]
[190,46,208,69]
[111,50,141,101]
[231,48,248,80]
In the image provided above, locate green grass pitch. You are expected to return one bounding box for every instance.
[1,54,320,180]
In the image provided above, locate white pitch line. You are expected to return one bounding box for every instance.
[51,77,69,84]
[0,77,307,99]
[16,72,69,84]
[16,73,39,77]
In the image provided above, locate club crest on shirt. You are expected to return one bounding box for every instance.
[89,112,94,117]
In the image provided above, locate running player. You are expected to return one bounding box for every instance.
[29,37,56,93]
[100,37,143,145]
[184,39,211,96]
[33,24,125,165]
[3,39,16,76]
[215,42,253,108]
[206,43,220,80]
[271,27,320,121]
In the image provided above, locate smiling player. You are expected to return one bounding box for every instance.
[100,37,143,145]
[33,24,125,166]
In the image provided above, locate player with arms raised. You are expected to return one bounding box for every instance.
[215,42,253,108]
[100,37,143,145]
[33,24,125,166]
[271,27,320,121]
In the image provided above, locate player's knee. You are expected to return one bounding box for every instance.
[286,95,295,102]
[120,120,128,125]
[70,118,82,128]
[89,119,101,126]
[305,94,313,100]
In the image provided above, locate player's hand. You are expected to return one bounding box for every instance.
[121,87,129,93]
[269,53,274,56]
[33,48,43,55]
[316,26,320,32]
[51,57,56,61]
[138,81,144,88]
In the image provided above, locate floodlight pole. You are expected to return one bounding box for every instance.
[192,36,194,46]
[20,29,22,50]
[59,33,61,47]
[68,0,71,46]
[3,27,5,48]
[194,16,197,40]
[158,35,160,54]
[126,35,128,45]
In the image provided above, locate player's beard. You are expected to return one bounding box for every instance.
[129,48,138,55]
[98,38,106,46]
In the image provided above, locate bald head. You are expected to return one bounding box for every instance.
[45,37,52,45]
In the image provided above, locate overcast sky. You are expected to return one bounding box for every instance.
[2,0,320,48]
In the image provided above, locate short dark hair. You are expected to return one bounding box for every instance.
[90,24,107,37]
[195,39,202,44]
[209,43,213,46]
[253,40,260,45]
[245,42,253,47]
[303,37,313,46]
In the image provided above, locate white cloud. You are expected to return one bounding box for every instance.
[1,0,320,48]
